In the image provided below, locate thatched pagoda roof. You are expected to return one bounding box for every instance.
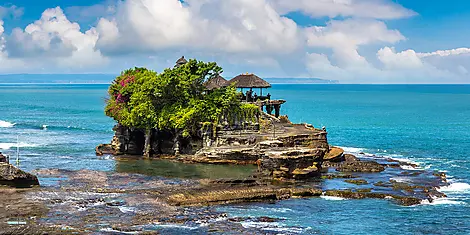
[227,73,271,88]
[204,75,227,90]
[175,56,188,67]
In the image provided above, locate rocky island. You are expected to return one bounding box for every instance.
[0,57,450,233]
[95,57,447,206]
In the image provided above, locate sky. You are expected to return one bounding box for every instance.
[0,0,469,84]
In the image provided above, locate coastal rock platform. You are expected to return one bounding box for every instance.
[0,152,450,233]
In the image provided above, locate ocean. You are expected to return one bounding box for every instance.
[1,83,470,234]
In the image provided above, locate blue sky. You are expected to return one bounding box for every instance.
[0,0,469,83]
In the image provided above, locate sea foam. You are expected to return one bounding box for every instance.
[0,142,39,150]
[421,197,466,206]
[321,195,346,201]
[0,120,15,128]
[438,183,470,193]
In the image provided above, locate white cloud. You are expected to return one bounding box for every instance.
[305,46,470,84]
[417,48,470,58]
[3,7,106,70]
[375,47,470,83]
[377,47,423,69]
[0,5,24,19]
[306,19,405,67]
[96,0,300,55]
[0,1,468,84]
[270,0,417,19]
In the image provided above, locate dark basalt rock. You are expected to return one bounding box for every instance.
[0,163,40,188]
[343,154,359,162]
[336,161,385,173]
[324,189,422,206]
[0,152,7,163]
[203,178,258,186]
[167,186,322,206]
[259,148,326,180]
[321,174,357,179]
[95,144,115,156]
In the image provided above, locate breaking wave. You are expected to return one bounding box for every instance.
[421,197,466,206]
[438,182,470,193]
[321,195,346,201]
[0,142,39,150]
[0,120,15,128]
[240,221,307,234]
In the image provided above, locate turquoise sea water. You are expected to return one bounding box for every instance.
[1,84,470,234]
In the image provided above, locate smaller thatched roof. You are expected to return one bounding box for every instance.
[175,56,188,67]
[204,75,227,90]
[227,73,271,88]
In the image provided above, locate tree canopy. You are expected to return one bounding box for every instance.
[105,59,259,137]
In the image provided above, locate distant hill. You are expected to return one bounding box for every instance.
[265,78,339,84]
[0,74,116,84]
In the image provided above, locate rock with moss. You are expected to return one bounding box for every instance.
[345,179,369,185]
[324,189,422,206]
[336,161,385,173]
[324,147,344,162]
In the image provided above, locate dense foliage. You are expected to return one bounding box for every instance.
[105,59,259,141]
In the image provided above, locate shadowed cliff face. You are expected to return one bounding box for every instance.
[109,124,204,156]
[100,120,330,181]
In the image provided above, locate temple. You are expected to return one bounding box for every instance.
[174,56,188,68]
[177,56,286,118]
[225,73,286,118]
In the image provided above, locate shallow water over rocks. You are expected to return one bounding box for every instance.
[0,153,449,234]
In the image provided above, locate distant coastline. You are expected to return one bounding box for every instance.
[0,74,339,84]
[266,77,339,84]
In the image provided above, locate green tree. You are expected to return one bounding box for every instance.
[105,59,259,156]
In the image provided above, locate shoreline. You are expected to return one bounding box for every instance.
[0,151,451,233]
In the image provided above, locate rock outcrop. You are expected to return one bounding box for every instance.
[0,163,40,188]
[322,149,385,173]
[107,124,205,156]
[0,152,7,163]
[259,148,326,180]
[167,186,322,206]
[336,161,385,173]
[324,147,344,162]
[100,120,330,181]
[324,189,422,206]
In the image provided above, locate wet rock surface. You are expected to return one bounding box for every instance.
[5,124,447,233]
[0,163,40,188]
[336,161,385,173]
[0,152,7,163]
[324,147,344,162]
[0,152,450,234]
